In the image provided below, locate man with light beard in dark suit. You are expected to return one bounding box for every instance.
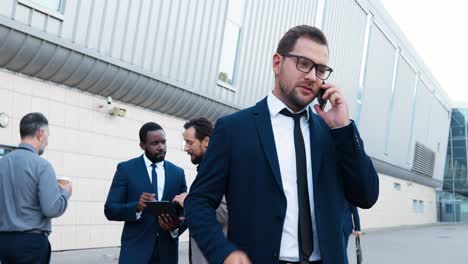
[173,118,228,264]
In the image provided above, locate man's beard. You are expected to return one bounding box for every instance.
[280,84,311,110]
[191,155,203,165]
[146,151,165,163]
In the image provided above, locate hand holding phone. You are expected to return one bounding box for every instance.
[317,81,327,111]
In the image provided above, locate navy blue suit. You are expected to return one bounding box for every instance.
[343,202,361,248]
[104,156,187,264]
[185,98,379,264]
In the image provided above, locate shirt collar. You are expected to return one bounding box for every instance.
[143,154,164,168]
[18,143,37,154]
[267,91,311,120]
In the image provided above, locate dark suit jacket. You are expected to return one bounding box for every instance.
[344,202,361,237]
[104,155,187,264]
[185,98,379,264]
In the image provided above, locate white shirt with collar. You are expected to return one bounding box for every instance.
[136,155,166,220]
[267,92,321,262]
[142,155,180,238]
[143,154,165,200]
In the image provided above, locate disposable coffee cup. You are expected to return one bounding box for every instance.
[57,177,71,185]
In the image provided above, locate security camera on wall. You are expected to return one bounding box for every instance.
[98,96,127,117]
[99,96,113,109]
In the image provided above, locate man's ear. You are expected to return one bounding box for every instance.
[139,142,145,151]
[272,53,282,76]
[36,129,45,142]
[202,136,210,149]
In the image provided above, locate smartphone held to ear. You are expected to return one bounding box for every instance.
[317,81,327,111]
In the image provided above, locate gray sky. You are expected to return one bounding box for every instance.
[380,0,468,103]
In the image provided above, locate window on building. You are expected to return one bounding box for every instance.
[445,204,453,214]
[419,200,424,213]
[20,0,64,13]
[413,199,419,213]
[218,0,246,87]
[393,182,401,191]
[413,199,425,213]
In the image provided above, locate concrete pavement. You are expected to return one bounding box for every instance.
[51,223,468,264]
[346,223,468,264]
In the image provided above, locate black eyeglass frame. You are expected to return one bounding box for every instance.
[281,53,334,80]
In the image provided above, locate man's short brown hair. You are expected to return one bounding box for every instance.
[276,25,328,55]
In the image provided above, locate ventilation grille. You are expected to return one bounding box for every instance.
[411,142,435,177]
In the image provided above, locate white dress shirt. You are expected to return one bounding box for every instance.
[136,155,166,220]
[267,92,321,261]
[142,155,180,238]
[143,154,165,200]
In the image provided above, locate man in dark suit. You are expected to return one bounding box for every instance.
[185,25,379,264]
[104,122,187,264]
[343,202,361,249]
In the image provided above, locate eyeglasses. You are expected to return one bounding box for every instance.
[282,53,333,80]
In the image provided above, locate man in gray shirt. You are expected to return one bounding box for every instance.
[0,112,72,264]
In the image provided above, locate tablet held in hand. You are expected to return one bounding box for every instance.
[145,201,181,219]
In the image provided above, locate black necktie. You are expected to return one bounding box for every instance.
[280,108,314,262]
[151,163,158,200]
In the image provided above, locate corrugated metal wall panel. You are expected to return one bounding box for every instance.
[235,0,261,106]
[60,0,78,40]
[120,0,141,64]
[86,0,105,51]
[151,0,173,76]
[131,0,151,67]
[322,0,368,118]
[240,0,271,105]
[109,0,129,59]
[97,0,116,55]
[73,0,92,46]
[358,24,396,160]
[161,0,183,77]
[193,0,224,96]
[412,81,433,146]
[387,56,417,168]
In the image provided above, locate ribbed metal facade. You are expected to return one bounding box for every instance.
[321,0,368,118]
[386,55,418,167]
[359,23,397,161]
[0,0,452,185]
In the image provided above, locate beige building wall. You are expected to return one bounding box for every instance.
[0,70,196,250]
[359,173,437,230]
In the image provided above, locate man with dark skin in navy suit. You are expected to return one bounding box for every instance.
[105,122,187,264]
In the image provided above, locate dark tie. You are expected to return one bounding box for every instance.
[151,163,158,200]
[280,108,314,262]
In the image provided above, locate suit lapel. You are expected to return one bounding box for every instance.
[253,98,283,192]
[137,155,153,192]
[309,112,324,185]
[161,162,171,201]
